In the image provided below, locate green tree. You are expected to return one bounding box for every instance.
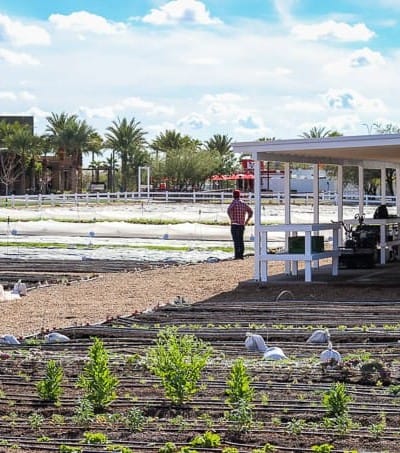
[5,122,42,194]
[322,382,352,419]
[150,129,191,158]
[204,134,237,175]
[36,359,64,403]
[164,143,220,190]
[150,130,196,189]
[300,126,342,138]
[45,112,99,192]
[225,358,254,407]
[225,358,254,435]
[0,120,44,194]
[105,117,148,191]
[146,326,213,405]
[77,337,119,412]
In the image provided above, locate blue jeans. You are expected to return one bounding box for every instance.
[231,224,245,259]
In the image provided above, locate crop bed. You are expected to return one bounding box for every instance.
[2,297,400,452]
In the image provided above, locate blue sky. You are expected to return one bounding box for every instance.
[0,0,399,142]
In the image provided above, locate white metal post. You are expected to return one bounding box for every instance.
[381,167,386,204]
[337,165,343,246]
[358,166,364,215]
[284,162,291,274]
[253,158,261,281]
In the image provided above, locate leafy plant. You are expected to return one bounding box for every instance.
[77,337,119,411]
[37,436,51,443]
[37,359,64,403]
[106,445,133,453]
[287,418,306,435]
[146,326,212,405]
[323,413,356,435]
[159,442,178,453]
[225,398,253,435]
[225,358,254,435]
[190,431,221,447]
[311,444,334,453]
[59,446,82,453]
[369,412,386,438]
[29,412,44,430]
[225,358,254,407]
[83,431,109,444]
[322,382,352,418]
[124,407,146,432]
[72,398,95,426]
[251,444,276,453]
[388,384,400,396]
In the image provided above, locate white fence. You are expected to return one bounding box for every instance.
[0,191,396,208]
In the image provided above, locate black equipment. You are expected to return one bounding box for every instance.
[339,214,379,268]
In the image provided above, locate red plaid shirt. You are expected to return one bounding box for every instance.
[227,199,253,225]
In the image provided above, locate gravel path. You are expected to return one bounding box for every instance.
[1,258,256,337]
[2,256,399,339]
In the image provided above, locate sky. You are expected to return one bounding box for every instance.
[0,0,400,144]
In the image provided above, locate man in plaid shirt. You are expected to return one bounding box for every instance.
[227,189,253,260]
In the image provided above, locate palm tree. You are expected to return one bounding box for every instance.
[300,126,342,138]
[7,124,42,193]
[0,120,42,194]
[104,118,148,191]
[45,112,99,192]
[204,134,236,175]
[150,130,188,159]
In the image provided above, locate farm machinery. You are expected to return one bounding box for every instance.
[339,214,380,269]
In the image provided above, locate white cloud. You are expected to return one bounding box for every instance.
[237,114,264,130]
[322,89,387,113]
[186,56,219,65]
[323,47,385,75]
[282,100,324,113]
[199,93,248,124]
[20,91,36,101]
[296,116,357,135]
[0,90,36,101]
[25,106,50,118]
[291,20,375,42]
[49,11,126,35]
[147,121,177,135]
[178,112,210,129]
[200,93,247,104]
[0,91,16,101]
[255,66,292,77]
[142,0,222,25]
[79,96,174,120]
[0,48,39,65]
[349,47,385,68]
[231,113,273,140]
[0,14,51,46]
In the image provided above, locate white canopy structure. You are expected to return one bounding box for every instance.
[232,134,400,282]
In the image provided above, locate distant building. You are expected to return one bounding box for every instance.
[0,115,34,133]
[210,159,334,193]
[0,115,76,195]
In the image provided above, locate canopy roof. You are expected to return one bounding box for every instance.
[232,134,400,167]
